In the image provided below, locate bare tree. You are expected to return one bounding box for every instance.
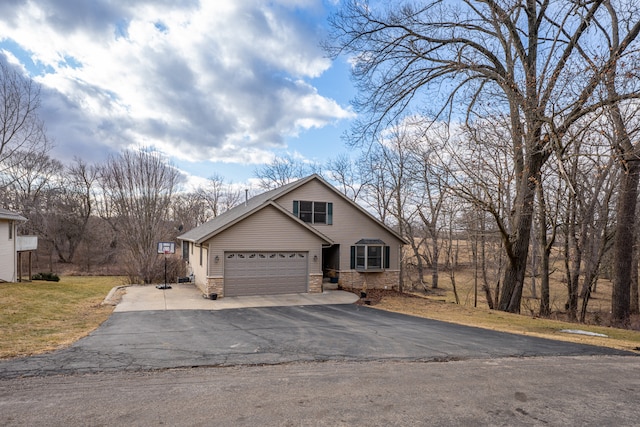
[0,60,50,181]
[326,0,640,314]
[444,119,516,308]
[413,146,450,290]
[99,149,181,284]
[535,165,562,317]
[195,173,242,220]
[597,2,640,324]
[325,154,366,201]
[254,155,314,190]
[554,122,618,321]
[3,150,63,234]
[50,159,98,263]
[171,192,208,232]
[367,121,417,292]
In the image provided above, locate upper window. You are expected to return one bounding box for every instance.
[8,221,13,240]
[293,201,332,225]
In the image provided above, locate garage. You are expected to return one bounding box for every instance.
[224,251,309,297]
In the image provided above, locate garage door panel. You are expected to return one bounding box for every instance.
[224,251,308,297]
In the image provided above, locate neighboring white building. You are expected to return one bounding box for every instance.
[0,208,27,283]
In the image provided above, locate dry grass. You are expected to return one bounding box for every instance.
[381,248,640,352]
[0,276,125,359]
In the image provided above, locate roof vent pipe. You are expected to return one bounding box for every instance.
[245,189,248,206]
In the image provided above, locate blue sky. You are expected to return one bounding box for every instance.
[0,0,356,189]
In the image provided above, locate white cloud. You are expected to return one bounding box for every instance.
[0,0,351,167]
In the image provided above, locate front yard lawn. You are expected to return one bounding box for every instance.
[0,276,123,359]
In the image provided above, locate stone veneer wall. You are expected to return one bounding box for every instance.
[205,277,224,298]
[338,270,400,291]
[309,273,323,293]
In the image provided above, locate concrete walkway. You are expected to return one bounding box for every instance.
[113,283,359,312]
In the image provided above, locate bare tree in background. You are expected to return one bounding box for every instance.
[0,60,51,182]
[195,173,242,219]
[445,119,516,308]
[51,159,98,263]
[171,192,208,233]
[99,149,181,284]
[326,0,640,314]
[325,154,366,201]
[3,150,63,234]
[557,123,618,321]
[597,2,640,325]
[254,155,317,190]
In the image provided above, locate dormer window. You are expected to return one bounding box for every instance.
[293,201,333,225]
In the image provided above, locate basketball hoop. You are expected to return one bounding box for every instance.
[156,242,176,289]
[157,242,175,254]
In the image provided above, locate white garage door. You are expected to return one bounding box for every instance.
[224,252,308,297]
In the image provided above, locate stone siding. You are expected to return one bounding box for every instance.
[309,273,323,293]
[205,277,224,298]
[338,270,400,291]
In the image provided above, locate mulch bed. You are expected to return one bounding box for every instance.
[345,288,422,306]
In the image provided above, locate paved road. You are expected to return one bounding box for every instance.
[1,303,638,425]
[1,357,639,426]
[0,304,631,379]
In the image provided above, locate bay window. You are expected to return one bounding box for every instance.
[351,239,390,271]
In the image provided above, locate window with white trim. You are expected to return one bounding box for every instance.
[350,240,390,271]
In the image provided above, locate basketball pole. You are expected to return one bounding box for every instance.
[156,242,174,290]
[156,251,172,290]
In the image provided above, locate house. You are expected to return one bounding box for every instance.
[178,174,408,298]
[0,208,27,283]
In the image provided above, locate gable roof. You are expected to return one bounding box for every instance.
[0,208,27,222]
[274,174,409,244]
[178,195,333,245]
[178,174,408,245]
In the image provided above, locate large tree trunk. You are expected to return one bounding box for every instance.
[632,232,639,315]
[498,153,544,313]
[611,162,640,324]
[431,233,439,289]
[537,184,551,317]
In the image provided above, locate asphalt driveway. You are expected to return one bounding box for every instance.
[0,303,632,379]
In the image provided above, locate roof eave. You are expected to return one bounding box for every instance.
[179,200,334,246]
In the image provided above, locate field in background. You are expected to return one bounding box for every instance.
[403,238,619,325]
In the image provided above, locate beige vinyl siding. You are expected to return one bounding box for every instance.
[205,205,324,277]
[0,221,17,282]
[189,244,208,289]
[275,179,403,271]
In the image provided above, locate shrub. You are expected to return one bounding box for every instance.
[32,272,60,282]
